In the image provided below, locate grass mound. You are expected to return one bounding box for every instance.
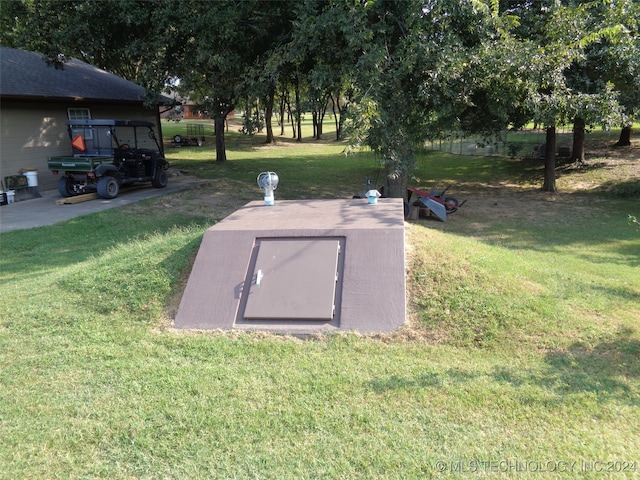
[1,121,638,478]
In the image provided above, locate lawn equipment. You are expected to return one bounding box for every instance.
[406,185,466,221]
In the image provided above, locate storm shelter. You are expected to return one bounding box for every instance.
[174,198,406,334]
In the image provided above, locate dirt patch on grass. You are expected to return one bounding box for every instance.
[128,177,257,225]
[157,137,639,228]
[446,138,639,230]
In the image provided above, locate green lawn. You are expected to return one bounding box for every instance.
[1,122,639,479]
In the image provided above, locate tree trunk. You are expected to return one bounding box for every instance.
[312,111,318,139]
[256,102,264,133]
[214,116,227,163]
[335,89,352,141]
[316,113,324,140]
[385,170,408,199]
[314,96,327,140]
[295,81,302,142]
[542,125,557,192]
[571,117,586,163]
[287,100,296,138]
[615,125,632,147]
[265,88,275,144]
[337,111,346,141]
[279,93,286,136]
[330,93,340,140]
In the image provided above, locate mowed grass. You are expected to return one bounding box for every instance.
[1,119,639,479]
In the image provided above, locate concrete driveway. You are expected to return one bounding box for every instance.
[0,174,206,233]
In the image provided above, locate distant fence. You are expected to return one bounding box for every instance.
[424,128,606,158]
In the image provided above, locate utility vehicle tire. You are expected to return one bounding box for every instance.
[173,135,182,144]
[57,176,75,197]
[152,169,168,188]
[97,176,119,199]
[444,196,459,213]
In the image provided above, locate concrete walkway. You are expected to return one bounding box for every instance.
[0,174,206,233]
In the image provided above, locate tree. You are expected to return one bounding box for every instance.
[289,0,360,141]
[153,0,296,162]
[592,0,640,147]
[497,1,626,191]
[2,0,297,162]
[237,2,296,144]
[0,0,165,85]
[562,1,637,160]
[3,0,632,182]
[342,0,497,197]
[565,86,621,163]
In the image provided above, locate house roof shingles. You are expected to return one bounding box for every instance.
[0,47,150,104]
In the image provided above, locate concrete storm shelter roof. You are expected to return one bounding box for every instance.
[174,198,406,335]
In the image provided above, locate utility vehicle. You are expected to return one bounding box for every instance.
[48,119,169,199]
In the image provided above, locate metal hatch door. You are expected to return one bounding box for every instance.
[243,238,342,321]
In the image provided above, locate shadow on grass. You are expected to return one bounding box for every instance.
[0,210,207,278]
[475,210,640,268]
[172,127,347,154]
[540,329,640,401]
[429,168,640,269]
[170,149,380,201]
[367,329,639,407]
[368,369,480,393]
[591,179,640,198]
[56,232,204,319]
[492,328,640,406]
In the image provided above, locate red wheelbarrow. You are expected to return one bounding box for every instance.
[406,185,466,221]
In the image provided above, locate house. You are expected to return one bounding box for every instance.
[0,47,168,192]
[160,93,209,121]
[159,90,217,121]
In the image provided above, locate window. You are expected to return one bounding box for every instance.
[67,108,91,121]
[67,108,92,142]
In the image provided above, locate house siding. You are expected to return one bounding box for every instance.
[1,101,160,192]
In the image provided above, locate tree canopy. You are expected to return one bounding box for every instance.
[1,0,636,194]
